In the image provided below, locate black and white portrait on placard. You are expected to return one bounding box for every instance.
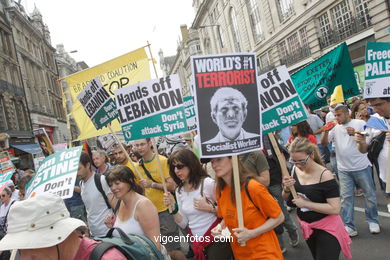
[205,87,258,143]
[191,53,262,157]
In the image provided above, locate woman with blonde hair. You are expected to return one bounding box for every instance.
[211,156,284,259]
[282,137,351,260]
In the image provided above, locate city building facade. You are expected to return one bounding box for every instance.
[0,0,35,168]
[161,0,390,95]
[5,2,68,145]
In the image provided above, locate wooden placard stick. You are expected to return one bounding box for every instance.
[267,132,298,199]
[107,124,144,180]
[151,138,168,194]
[386,147,390,193]
[232,155,246,247]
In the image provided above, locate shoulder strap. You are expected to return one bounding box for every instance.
[94,173,112,210]
[90,242,118,260]
[244,178,259,211]
[113,200,121,215]
[139,159,158,183]
[319,168,328,183]
[200,177,205,197]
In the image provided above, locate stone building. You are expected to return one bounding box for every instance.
[162,0,390,93]
[55,44,83,142]
[0,0,33,146]
[5,2,67,144]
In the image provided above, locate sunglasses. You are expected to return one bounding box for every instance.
[289,154,311,165]
[173,164,186,170]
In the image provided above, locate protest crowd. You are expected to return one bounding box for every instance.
[0,41,389,260]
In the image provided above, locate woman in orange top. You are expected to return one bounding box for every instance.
[210,156,284,260]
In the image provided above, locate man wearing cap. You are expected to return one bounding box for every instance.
[321,104,380,236]
[0,193,126,259]
[77,152,116,237]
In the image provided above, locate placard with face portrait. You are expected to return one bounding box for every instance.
[191,53,262,157]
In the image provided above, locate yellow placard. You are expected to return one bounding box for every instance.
[330,84,344,106]
[63,47,151,140]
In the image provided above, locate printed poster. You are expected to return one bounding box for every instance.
[191,53,262,157]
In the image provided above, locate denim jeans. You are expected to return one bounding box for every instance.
[338,166,379,230]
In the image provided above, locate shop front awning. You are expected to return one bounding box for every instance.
[12,144,42,154]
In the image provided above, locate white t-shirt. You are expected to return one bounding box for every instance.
[365,114,390,183]
[175,177,217,237]
[326,111,335,123]
[80,174,113,237]
[328,119,371,171]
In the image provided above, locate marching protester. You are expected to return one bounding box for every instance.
[113,144,136,171]
[104,165,162,250]
[134,138,186,260]
[0,193,127,259]
[64,178,87,223]
[77,151,117,237]
[16,174,33,200]
[283,137,351,260]
[210,156,284,259]
[92,150,112,176]
[287,120,317,148]
[321,104,380,236]
[262,135,299,253]
[305,104,329,164]
[355,97,390,213]
[239,150,270,187]
[164,149,233,260]
[0,187,16,259]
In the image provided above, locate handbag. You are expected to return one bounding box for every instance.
[203,239,234,260]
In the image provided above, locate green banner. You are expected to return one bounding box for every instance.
[77,77,118,130]
[115,75,188,141]
[26,146,82,199]
[183,96,196,131]
[363,42,390,98]
[291,42,360,110]
[260,66,307,134]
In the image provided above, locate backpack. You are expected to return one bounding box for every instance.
[81,173,120,213]
[90,227,164,260]
[367,132,386,164]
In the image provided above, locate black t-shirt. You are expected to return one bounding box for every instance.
[287,167,340,223]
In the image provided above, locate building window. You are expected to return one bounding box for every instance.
[230,8,242,52]
[279,26,311,66]
[217,26,225,48]
[299,27,309,48]
[247,0,263,42]
[287,33,300,56]
[331,1,353,40]
[318,13,332,47]
[0,97,7,130]
[278,0,294,22]
[278,41,288,58]
[15,100,27,131]
[354,0,370,28]
[9,100,19,130]
[189,44,201,55]
[258,53,274,74]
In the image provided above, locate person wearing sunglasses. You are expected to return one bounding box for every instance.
[164,149,233,260]
[282,138,351,260]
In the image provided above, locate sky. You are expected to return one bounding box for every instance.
[23,0,196,74]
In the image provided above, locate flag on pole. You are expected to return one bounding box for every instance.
[63,47,151,141]
[330,85,344,106]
